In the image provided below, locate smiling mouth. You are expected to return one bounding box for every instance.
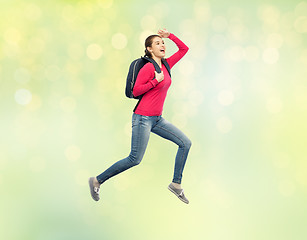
[160,49,165,53]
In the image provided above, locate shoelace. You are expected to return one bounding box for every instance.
[94,187,100,194]
[179,189,184,197]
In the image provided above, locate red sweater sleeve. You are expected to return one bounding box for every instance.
[166,33,189,69]
[133,63,159,97]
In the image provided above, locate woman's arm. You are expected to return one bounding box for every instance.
[132,64,159,97]
[165,33,189,69]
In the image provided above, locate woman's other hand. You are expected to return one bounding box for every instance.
[155,71,164,82]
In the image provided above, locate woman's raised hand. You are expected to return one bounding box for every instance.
[158,28,170,38]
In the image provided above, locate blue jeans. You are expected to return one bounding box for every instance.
[96,113,191,184]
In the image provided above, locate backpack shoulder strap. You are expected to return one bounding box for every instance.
[161,58,171,77]
[141,56,161,73]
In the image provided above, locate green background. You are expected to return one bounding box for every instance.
[1,0,307,239]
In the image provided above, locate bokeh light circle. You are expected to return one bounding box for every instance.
[15,89,32,105]
[262,48,279,64]
[14,68,31,84]
[111,33,127,50]
[87,43,103,60]
[65,145,81,162]
[216,116,232,133]
[218,90,234,106]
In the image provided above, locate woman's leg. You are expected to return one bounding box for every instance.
[151,117,191,184]
[96,114,152,184]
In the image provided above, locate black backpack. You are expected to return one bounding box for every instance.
[125,56,171,112]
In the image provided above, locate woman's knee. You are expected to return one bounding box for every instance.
[185,138,192,149]
[128,153,143,166]
[180,138,191,150]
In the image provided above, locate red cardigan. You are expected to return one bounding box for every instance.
[132,33,189,116]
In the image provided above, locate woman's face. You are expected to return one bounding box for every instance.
[147,37,166,58]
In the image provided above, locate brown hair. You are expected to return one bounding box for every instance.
[144,34,162,58]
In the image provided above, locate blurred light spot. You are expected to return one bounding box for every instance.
[152,2,169,18]
[77,1,93,18]
[93,18,110,36]
[111,33,127,50]
[273,153,289,169]
[267,33,283,48]
[65,145,81,162]
[228,23,249,42]
[14,68,31,84]
[62,5,76,22]
[45,65,61,81]
[227,46,245,62]
[262,48,279,64]
[87,43,103,60]
[140,30,155,45]
[3,43,19,58]
[186,104,198,117]
[295,169,307,185]
[279,180,295,197]
[118,23,133,38]
[60,96,76,113]
[65,62,81,76]
[294,85,307,111]
[179,19,196,36]
[4,28,21,44]
[29,157,45,172]
[202,177,233,208]
[141,15,157,30]
[69,80,84,95]
[24,3,41,21]
[188,90,204,106]
[98,0,113,9]
[294,2,307,17]
[75,169,90,186]
[114,174,131,191]
[15,89,32,105]
[28,37,45,54]
[178,59,194,76]
[266,96,283,113]
[210,34,227,50]
[194,0,211,22]
[68,43,84,60]
[0,151,8,170]
[172,113,187,129]
[244,46,259,61]
[300,49,307,65]
[258,5,280,24]
[124,121,131,137]
[294,16,307,33]
[218,90,234,106]
[27,94,42,111]
[284,32,302,48]
[217,116,232,133]
[62,115,78,132]
[212,16,228,32]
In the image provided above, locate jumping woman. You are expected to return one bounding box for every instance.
[89,28,192,204]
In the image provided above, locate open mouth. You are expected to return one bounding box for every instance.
[160,49,165,53]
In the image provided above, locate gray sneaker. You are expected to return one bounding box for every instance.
[168,183,189,204]
[88,177,100,201]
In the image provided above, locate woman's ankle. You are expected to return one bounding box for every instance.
[94,177,101,187]
[171,182,181,189]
